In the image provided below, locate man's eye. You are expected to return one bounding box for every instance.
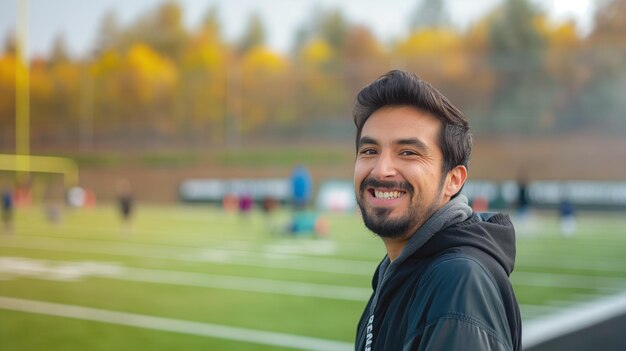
[400,150,417,156]
[360,149,377,155]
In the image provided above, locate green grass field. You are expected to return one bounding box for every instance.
[1,204,626,350]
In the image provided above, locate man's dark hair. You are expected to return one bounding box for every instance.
[353,70,472,176]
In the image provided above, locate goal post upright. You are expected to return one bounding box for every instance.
[15,0,30,184]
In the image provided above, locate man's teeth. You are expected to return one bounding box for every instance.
[374,190,403,199]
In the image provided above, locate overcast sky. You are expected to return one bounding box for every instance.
[0,0,595,59]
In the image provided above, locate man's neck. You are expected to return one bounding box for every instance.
[383,237,409,262]
[381,220,427,262]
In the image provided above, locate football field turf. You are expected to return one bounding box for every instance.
[1,204,625,350]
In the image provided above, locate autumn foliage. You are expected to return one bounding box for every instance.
[0,0,625,151]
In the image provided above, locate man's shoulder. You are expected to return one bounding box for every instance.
[425,250,494,283]
[415,251,502,308]
[411,252,513,347]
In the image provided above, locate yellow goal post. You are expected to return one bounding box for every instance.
[0,154,79,188]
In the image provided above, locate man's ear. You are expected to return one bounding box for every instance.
[443,165,467,198]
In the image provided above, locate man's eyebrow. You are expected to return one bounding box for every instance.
[357,136,378,148]
[394,138,428,151]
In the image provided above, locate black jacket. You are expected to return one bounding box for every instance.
[355,213,521,351]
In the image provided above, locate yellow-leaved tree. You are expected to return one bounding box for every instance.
[239,46,294,135]
[120,43,178,137]
[179,9,229,145]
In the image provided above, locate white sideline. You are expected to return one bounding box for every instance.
[522,291,626,348]
[0,296,354,351]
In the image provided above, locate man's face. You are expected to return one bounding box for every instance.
[354,106,447,239]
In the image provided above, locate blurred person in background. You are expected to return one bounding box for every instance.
[222,192,239,214]
[514,168,535,236]
[289,164,318,236]
[238,191,253,220]
[14,177,32,208]
[559,196,576,237]
[43,181,63,225]
[517,177,529,216]
[261,195,280,234]
[353,70,520,350]
[290,164,312,210]
[117,179,134,233]
[2,185,13,234]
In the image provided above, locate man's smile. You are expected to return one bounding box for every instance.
[372,189,405,199]
[365,187,408,206]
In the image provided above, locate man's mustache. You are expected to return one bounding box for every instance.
[359,178,414,197]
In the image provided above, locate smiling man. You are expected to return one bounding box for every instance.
[353,70,521,351]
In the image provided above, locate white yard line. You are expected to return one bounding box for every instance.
[0,296,353,351]
[0,236,377,275]
[3,235,626,291]
[120,268,623,299]
[512,271,626,290]
[523,291,626,348]
[516,257,626,273]
[15,223,377,254]
[0,256,371,301]
[120,267,372,301]
[7,234,626,277]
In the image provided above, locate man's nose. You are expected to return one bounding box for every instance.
[370,153,397,179]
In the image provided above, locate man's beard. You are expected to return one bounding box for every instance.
[356,178,441,239]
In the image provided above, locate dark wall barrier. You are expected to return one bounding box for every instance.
[179,179,626,211]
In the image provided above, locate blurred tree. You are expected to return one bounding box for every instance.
[0,35,17,149]
[578,0,626,132]
[238,12,266,53]
[291,22,312,57]
[50,34,70,64]
[240,46,294,135]
[487,0,549,134]
[326,11,350,53]
[300,39,334,66]
[290,7,354,137]
[45,35,82,143]
[94,10,121,54]
[29,57,55,143]
[199,5,221,39]
[393,28,474,111]
[90,43,178,143]
[90,49,123,139]
[456,17,498,122]
[295,38,347,135]
[591,0,626,42]
[2,32,16,55]
[535,18,586,131]
[408,0,451,31]
[0,51,16,148]
[125,1,188,62]
[121,43,178,137]
[313,8,350,53]
[179,5,229,145]
[342,25,388,94]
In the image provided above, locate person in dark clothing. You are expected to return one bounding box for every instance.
[2,187,13,234]
[516,168,530,223]
[117,179,134,233]
[352,70,521,350]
